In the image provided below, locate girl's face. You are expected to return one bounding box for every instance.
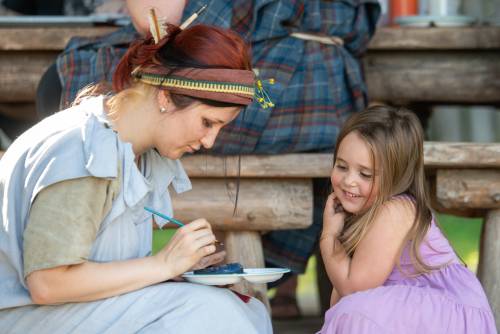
[331,131,379,214]
[153,102,240,160]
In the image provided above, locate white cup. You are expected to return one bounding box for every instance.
[430,0,462,16]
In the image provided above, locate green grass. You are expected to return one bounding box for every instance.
[436,214,483,272]
[152,229,176,254]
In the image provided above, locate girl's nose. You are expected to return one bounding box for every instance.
[343,172,357,187]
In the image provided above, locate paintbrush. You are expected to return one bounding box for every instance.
[144,206,223,246]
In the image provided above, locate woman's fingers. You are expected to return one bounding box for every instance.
[191,250,226,270]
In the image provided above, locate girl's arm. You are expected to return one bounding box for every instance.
[320,196,414,297]
[27,219,218,304]
[330,287,341,307]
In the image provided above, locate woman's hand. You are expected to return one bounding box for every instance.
[321,192,346,239]
[190,250,226,271]
[154,218,217,280]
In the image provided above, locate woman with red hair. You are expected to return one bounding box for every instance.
[0,23,272,333]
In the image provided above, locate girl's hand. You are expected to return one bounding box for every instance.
[154,218,217,280]
[322,192,346,239]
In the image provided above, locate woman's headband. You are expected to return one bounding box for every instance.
[131,7,273,108]
[132,67,255,106]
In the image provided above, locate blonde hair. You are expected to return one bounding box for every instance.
[335,105,435,274]
[72,81,158,121]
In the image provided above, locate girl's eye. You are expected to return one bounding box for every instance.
[202,118,213,129]
[360,172,372,179]
[335,165,347,171]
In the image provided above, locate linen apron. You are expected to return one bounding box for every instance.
[0,96,272,334]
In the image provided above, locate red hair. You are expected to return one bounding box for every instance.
[113,24,252,93]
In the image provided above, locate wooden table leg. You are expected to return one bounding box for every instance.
[478,209,500,331]
[224,230,270,312]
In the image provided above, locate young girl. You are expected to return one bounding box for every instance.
[319,106,496,333]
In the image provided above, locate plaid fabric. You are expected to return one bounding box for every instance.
[55,0,380,273]
[182,0,380,154]
[57,24,139,108]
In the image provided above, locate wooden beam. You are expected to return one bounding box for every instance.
[423,142,500,169]
[369,27,500,50]
[0,27,117,51]
[178,143,500,178]
[2,26,500,51]
[478,209,500,331]
[170,179,313,231]
[0,52,56,102]
[436,169,500,209]
[1,143,499,177]
[364,51,500,103]
[224,231,269,311]
[180,154,333,178]
[1,27,500,104]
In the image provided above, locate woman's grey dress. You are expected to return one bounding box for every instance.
[0,97,272,333]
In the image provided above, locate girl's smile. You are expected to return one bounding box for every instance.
[331,131,378,214]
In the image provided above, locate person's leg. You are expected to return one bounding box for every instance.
[270,274,300,318]
[36,62,63,120]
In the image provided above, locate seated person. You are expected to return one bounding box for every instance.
[37,0,380,318]
[0,20,272,333]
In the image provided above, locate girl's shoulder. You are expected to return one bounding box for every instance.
[378,194,417,228]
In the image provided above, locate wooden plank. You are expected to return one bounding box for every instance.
[436,169,500,209]
[170,179,313,231]
[0,143,498,177]
[224,231,269,311]
[180,154,333,178]
[423,142,500,169]
[0,27,117,51]
[0,103,37,122]
[369,27,500,50]
[2,27,500,104]
[5,52,500,103]
[0,52,56,102]
[478,209,500,331]
[178,142,500,178]
[364,51,500,103]
[2,26,500,51]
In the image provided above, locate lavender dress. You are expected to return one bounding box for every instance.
[319,217,496,334]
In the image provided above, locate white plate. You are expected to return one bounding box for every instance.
[182,268,290,286]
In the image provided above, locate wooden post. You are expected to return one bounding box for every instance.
[478,209,500,331]
[224,230,270,311]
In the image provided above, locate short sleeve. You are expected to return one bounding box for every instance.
[23,175,120,277]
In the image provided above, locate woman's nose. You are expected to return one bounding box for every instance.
[200,128,219,149]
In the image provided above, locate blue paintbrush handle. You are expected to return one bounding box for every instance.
[144,207,185,227]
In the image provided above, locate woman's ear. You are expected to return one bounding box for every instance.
[157,90,171,113]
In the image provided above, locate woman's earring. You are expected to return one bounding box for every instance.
[160,106,167,113]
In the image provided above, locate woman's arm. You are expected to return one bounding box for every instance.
[27,219,217,305]
[126,0,186,36]
[320,197,414,297]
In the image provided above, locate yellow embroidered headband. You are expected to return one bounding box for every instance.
[132,67,256,106]
[133,6,274,108]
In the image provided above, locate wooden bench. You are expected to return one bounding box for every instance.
[0,144,499,309]
[0,25,499,327]
[1,26,500,107]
